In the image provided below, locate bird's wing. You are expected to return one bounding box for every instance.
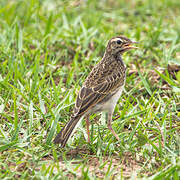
[73,60,126,116]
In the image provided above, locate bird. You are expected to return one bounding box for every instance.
[54,36,138,147]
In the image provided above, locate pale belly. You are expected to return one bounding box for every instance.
[87,86,124,114]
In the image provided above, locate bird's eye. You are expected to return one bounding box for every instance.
[117,40,122,44]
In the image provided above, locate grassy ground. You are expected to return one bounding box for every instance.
[0,0,180,179]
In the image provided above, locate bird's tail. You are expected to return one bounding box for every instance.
[53,116,81,147]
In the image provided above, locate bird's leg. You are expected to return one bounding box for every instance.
[85,115,90,143]
[106,112,120,141]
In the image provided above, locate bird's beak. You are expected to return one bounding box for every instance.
[124,41,139,50]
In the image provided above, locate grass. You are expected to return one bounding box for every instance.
[0,0,180,179]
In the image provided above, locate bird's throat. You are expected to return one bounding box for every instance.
[114,52,123,62]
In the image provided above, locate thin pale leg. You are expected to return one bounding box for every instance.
[107,112,120,141]
[85,115,90,143]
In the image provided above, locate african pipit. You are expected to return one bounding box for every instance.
[54,36,138,147]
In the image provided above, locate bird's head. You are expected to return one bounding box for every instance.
[106,36,138,55]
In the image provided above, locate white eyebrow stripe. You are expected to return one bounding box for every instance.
[111,38,123,42]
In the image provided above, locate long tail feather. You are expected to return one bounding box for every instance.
[53,117,80,147]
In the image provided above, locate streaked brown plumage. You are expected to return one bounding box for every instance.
[54,36,138,147]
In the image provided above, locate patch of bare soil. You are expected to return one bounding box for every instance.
[48,148,144,179]
[129,63,179,91]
